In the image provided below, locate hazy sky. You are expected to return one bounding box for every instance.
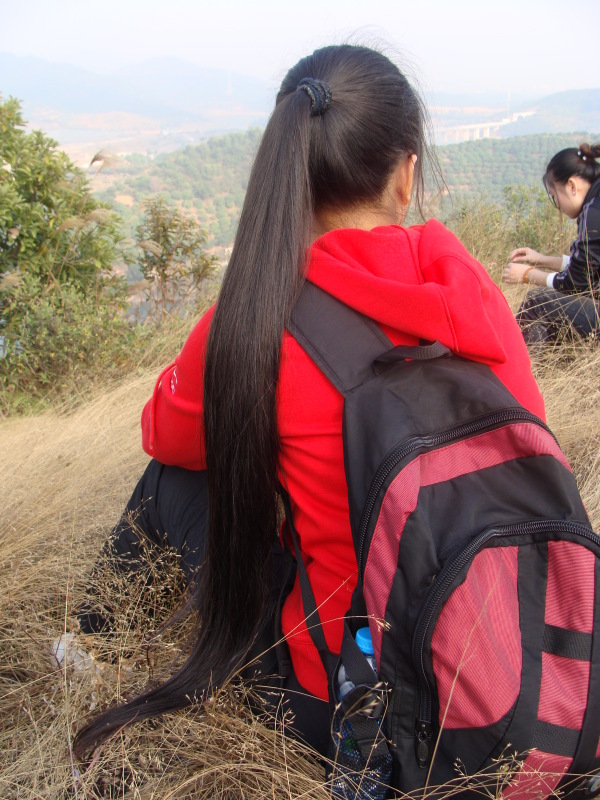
[2,0,599,99]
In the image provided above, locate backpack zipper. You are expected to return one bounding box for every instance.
[356,408,551,578]
[411,519,598,768]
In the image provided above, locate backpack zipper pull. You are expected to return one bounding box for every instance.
[415,719,433,768]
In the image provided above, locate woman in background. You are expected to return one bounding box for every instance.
[503,143,600,345]
[74,43,544,761]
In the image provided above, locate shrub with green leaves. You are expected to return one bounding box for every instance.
[0,274,138,412]
[0,96,134,411]
[134,197,217,322]
[0,98,126,284]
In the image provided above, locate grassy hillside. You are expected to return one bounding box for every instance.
[0,324,330,799]
[3,125,600,795]
[3,309,600,797]
[3,180,600,793]
[94,131,599,248]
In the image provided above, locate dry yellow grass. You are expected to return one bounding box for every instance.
[0,362,330,798]
[1,290,599,798]
[503,283,600,528]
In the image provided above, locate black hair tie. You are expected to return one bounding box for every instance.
[297,78,332,116]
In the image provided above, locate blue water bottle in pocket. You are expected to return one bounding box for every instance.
[330,626,392,800]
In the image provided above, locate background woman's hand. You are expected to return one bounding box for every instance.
[509,247,543,264]
[502,262,532,284]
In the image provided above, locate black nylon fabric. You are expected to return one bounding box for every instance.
[543,624,593,661]
[373,340,451,371]
[505,544,548,755]
[288,280,391,395]
[431,709,516,788]
[534,721,582,757]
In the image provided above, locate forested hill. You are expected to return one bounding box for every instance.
[94,131,599,248]
[94,129,263,247]
[436,133,598,200]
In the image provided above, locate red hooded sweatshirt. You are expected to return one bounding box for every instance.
[142,221,545,700]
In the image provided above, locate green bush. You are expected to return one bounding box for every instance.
[134,197,217,323]
[0,274,136,412]
[0,96,148,413]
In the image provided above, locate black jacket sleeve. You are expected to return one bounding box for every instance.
[553,200,600,295]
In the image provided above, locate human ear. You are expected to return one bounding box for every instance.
[393,154,417,211]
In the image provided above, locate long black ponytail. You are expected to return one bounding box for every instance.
[74,44,433,758]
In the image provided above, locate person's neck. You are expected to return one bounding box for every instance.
[312,202,402,242]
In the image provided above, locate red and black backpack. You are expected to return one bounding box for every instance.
[284,282,600,799]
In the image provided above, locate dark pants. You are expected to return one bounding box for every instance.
[517,287,600,346]
[79,459,330,756]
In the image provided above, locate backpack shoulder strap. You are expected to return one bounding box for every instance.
[288,282,452,393]
[279,485,338,677]
[287,282,392,395]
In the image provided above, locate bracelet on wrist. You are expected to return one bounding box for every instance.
[523,266,535,285]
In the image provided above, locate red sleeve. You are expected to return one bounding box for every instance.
[141,305,216,469]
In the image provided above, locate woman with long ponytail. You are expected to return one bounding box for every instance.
[74,44,545,761]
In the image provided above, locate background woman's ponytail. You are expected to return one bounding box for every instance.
[74,44,435,759]
[544,142,600,189]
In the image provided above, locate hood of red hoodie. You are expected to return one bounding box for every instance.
[307,219,509,366]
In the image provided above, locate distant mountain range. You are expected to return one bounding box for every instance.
[0,53,272,147]
[431,89,600,143]
[1,53,599,155]
[499,90,600,137]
